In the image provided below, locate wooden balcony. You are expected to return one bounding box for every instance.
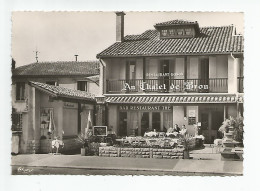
[106,78,228,93]
[238,77,244,93]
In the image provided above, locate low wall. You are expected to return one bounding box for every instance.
[39,137,82,154]
[99,147,184,159]
[26,140,40,154]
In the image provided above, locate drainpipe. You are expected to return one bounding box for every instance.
[99,58,105,96]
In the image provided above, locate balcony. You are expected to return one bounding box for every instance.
[238,77,244,93]
[106,78,228,93]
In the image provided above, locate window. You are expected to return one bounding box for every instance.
[177,29,184,35]
[77,81,88,91]
[185,28,192,35]
[46,81,58,86]
[169,29,175,36]
[161,29,167,36]
[12,113,22,131]
[16,82,25,100]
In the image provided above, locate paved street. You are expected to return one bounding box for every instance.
[11,148,243,175]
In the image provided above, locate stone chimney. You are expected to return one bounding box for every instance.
[115,11,125,42]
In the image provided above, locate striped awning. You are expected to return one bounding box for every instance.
[105,94,243,104]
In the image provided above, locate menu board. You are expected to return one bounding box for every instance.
[93,126,107,136]
[188,117,196,125]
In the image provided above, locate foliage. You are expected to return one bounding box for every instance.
[179,134,194,151]
[77,133,88,148]
[219,116,244,143]
[232,116,244,143]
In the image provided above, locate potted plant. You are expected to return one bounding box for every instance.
[232,116,244,146]
[219,116,244,147]
[179,133,192,159]
[77,133,88,156]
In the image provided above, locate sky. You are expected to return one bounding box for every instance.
[12,12,244,67]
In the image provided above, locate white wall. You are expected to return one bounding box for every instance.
[188,57,199,79]
[173,105,198,135]
[175,58,184,79]
[108,105,118,134]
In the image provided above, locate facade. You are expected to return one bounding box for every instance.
[11,61,100,154]
[97,12,244,143]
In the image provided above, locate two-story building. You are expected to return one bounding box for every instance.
[97,12,244,143]
[12,60,100,154]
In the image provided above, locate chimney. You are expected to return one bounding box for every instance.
[74,55,78,62]
[12,58,16,70]
[115,11,125,42]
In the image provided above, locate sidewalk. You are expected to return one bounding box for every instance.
[11,153,243,175]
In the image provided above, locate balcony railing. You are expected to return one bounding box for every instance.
[238,77,244,93]
[106,78,228,93]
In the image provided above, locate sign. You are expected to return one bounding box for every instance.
[188,110,196,117]
[188,117,196,125]
[64,102,77,108]
[93,126,107,136]
[119,105,171,111]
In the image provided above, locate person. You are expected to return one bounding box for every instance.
[180,125,187,135]
[167,126,174,133]
[173,124,180,133]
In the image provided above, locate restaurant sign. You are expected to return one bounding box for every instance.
[119,105,171,111]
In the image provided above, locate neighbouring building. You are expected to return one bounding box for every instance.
[97,12,244,143]
[11,61,100,154]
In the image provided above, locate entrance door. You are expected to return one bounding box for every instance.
[160,60,170,92]
[212,111,224,139]
[119,112,127,136]
[201,113,210,143]
[126,61,136,92]
[200,58,209,93]
[152,112,161,131]
[141,112,149,136]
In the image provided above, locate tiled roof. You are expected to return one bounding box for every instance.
[105,94,243,104]
[154,19,198,26]
[86,75,100,85]
[97,26,243,57]
[13,61,100,77]
[29,81,96,102]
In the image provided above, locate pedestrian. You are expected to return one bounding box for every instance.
[173,124,180,133]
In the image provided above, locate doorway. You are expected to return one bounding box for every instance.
[200,58,209,93]
[141,112,149,135]
[119,112,127,136]
[152,112,161,131]
[199,106,224,143]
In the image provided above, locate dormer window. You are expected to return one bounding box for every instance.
[177,29,184,35]
[185,28,192,35]
[161,30,167,36]
[154,19,200,39]
[169,29,175,36]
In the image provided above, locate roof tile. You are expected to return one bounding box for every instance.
[98,26,243,57]
[13,61,100,77]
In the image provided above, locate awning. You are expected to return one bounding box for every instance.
[105,94,243,104]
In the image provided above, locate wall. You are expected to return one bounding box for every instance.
[209,55,228,78]
[146,58,159,79]
[227,105,237,118]
[108,105,118,134]
[63,103,78,136]
[187,57,199,79]
[228,55,238,93]
[172,105,198,135]
[39,91,64,138]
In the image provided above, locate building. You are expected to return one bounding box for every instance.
[11,61,100,154]
[97,12,244,143]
